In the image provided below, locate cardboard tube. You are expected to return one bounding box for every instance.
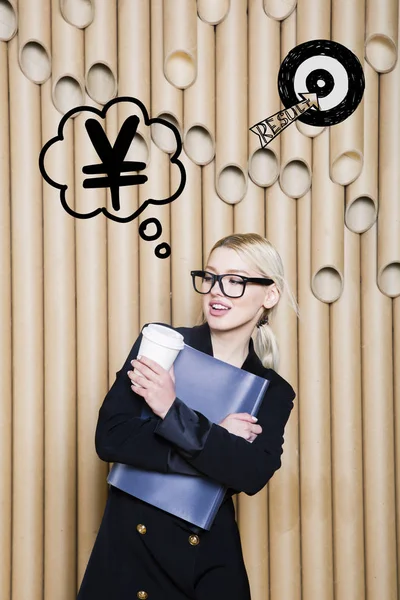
[74,97,109,583]
[171,149,202,326]
[60,0,94,27]
[346,62,378,233]
[394,296,400,583]
[151,0,183,152]
[51,0,85,115]
[248,0,280,187]
[18,0,51,83]
[215,0,247,203]
[105,107,140,380]
[238,488,269,599]
[197,0,229,24]
[297,191,333,600]
[41,79,77,600]
[118,0,151,160]
[266,181,300,600]
[311,129,344,303]
[163,0,197,89]
[263,0,297,21]
[9,35,44,600]
[0,40,11,600]
[330,0,364,185]
[0,0,17,40]
[361,225,397,598]
[85,0,117,104]
[377,21,400,298]
[138,141,171,325]
[183,16,215,165]
[233,176,265,234]
[365,0,398,73]
[202,160,233,257]
[280,10,312,198]
[296,0,329,138]
[331,228,365,600]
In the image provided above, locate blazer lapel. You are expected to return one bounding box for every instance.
[180,321,269,379]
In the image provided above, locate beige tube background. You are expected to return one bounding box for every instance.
[378,13,400,297]
[18,0,51,83]
[85,0,117,104]
[345,61,378,233]
[330,0,364,185]
[9,35,44,600]
[0,41,11,600]
[0,0,18,41]
[365,0,398,73]
[163,0,197,89]
[51,0,85,115]
[183,15,215,165]
[266,181,300,600]
[2,2,400,599]
[248,0,280,187]
[279,9,312,198]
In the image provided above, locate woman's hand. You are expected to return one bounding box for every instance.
[127,356,176,419]
[218,413,262,443]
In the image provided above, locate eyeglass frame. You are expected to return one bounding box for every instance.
[190,270,275,299]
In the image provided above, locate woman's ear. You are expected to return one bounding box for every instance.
[263,284,280,309]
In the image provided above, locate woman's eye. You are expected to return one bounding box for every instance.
[229,278,242,285]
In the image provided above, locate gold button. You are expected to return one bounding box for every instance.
[137,591,148,599]
[188,534,200,545]
[136,523,147,534]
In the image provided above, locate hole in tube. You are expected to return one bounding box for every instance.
[165,51,196,89]
[217,166,246,204]
[20,41,51,83]
[249,148,279,187]
[184,126,214,165]
[86,63,117,105]
[263,0,296,20]
[365,34,397,73]
[53,76,84,115]
[280,160,311,198]
[126,132,149,165]
[151,113,180,154]
[378,263,400,297]
[331,151,363,185]
[345,196,376,233]
[60,0,94,28]
[297,121,325,138]
[197,0,229,24]
[312,267,343,303]
[0,0,17,40]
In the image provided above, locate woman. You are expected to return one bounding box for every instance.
[77,233,297,600]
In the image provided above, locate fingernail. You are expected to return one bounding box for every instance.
[137,355,142,360]
[252,416,258,421]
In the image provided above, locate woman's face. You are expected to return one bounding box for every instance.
[201,247,278,332]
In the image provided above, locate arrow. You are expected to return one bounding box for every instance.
[249,93,320,148]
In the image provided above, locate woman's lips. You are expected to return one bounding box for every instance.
[209,304,231,317]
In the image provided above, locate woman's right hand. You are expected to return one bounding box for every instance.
[218,413,262,443]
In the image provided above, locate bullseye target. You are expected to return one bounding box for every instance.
[278,40,365,127]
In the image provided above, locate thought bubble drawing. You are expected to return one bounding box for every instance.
[39,96,187,259]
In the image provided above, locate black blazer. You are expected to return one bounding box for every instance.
[78,321,296,600]
[95,321,296,500]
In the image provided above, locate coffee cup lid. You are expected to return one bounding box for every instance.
[142,324,185,350]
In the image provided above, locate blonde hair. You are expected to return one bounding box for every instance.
[194,233,298,371]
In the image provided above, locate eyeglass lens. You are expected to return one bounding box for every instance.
[193,273,245,297]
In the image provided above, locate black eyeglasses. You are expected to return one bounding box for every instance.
[190,270,274,298]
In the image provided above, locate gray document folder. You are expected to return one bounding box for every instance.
[107,343,269,530]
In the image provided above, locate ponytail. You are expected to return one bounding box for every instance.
[253,318,280,371]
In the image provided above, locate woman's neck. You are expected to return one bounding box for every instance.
[209,324,252,368]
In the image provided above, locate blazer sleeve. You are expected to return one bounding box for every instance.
[153,373,295,496]
[95,324,203,477]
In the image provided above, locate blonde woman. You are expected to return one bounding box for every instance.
[77,233,297,600]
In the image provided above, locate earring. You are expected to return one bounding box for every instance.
[256,315,269,328]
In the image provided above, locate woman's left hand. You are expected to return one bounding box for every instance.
[128,356,176,419]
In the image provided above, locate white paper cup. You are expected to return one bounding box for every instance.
[132,324,184,387]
